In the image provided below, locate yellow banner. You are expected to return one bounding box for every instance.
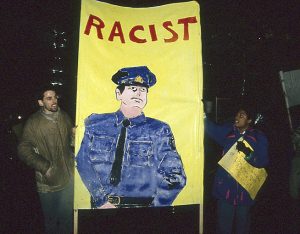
[218,139,268,200]
[75,0,203,209]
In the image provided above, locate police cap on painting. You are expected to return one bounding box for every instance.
[112,66,157,88]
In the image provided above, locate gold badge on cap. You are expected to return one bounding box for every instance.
[134,76,144,84]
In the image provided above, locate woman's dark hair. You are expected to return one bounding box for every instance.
[235,105,255,121]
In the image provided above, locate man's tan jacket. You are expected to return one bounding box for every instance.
[18,109,74,193]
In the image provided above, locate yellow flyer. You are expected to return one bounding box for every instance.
[218,139,268,199]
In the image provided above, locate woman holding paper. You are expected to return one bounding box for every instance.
[204,104,269,234]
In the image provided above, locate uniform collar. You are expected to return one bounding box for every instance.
[115,109,146,127]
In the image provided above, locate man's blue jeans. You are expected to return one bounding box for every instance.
[217,200,251,234]
[38,178,74,234]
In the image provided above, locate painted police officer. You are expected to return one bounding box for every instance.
[76,66,186,208]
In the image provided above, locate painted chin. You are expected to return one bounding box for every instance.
[133,102,146,109]
[133,103,144,108]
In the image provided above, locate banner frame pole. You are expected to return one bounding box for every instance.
[74,209,78,234]
[279,70,293,131]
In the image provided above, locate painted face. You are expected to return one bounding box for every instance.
[116,85,148,109]
[234,109,252,132]
[38,90,58,114]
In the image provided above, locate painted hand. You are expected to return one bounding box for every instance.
[98,202,117,209]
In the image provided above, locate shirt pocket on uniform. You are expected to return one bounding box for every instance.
[89,135,114,163]
[127,141,154,167]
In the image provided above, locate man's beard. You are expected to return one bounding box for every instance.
[45,105,58,113]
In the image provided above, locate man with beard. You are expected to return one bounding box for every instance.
[76,66,186,209]
[18,85,74,234]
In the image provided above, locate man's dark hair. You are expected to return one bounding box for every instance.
[116,84,126,94]
[36,84,57,101]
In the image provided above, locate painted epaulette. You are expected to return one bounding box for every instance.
[84,113,102,127]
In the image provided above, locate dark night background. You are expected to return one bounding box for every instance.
[1,0,300,233]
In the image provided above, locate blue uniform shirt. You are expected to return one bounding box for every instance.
[76,110,186,207]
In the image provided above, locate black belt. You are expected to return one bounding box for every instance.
[107,195,153,208]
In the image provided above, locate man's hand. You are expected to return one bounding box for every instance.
[202,100,213,115]
[70,125,77,147]
[236,141,253,156]
[72,125,77,138]
[45,166,53,178]
[44,166,59,186]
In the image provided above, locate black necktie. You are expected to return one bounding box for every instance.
[110,119,130,186]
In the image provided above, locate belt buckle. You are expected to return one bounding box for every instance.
[108,195,121,205]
